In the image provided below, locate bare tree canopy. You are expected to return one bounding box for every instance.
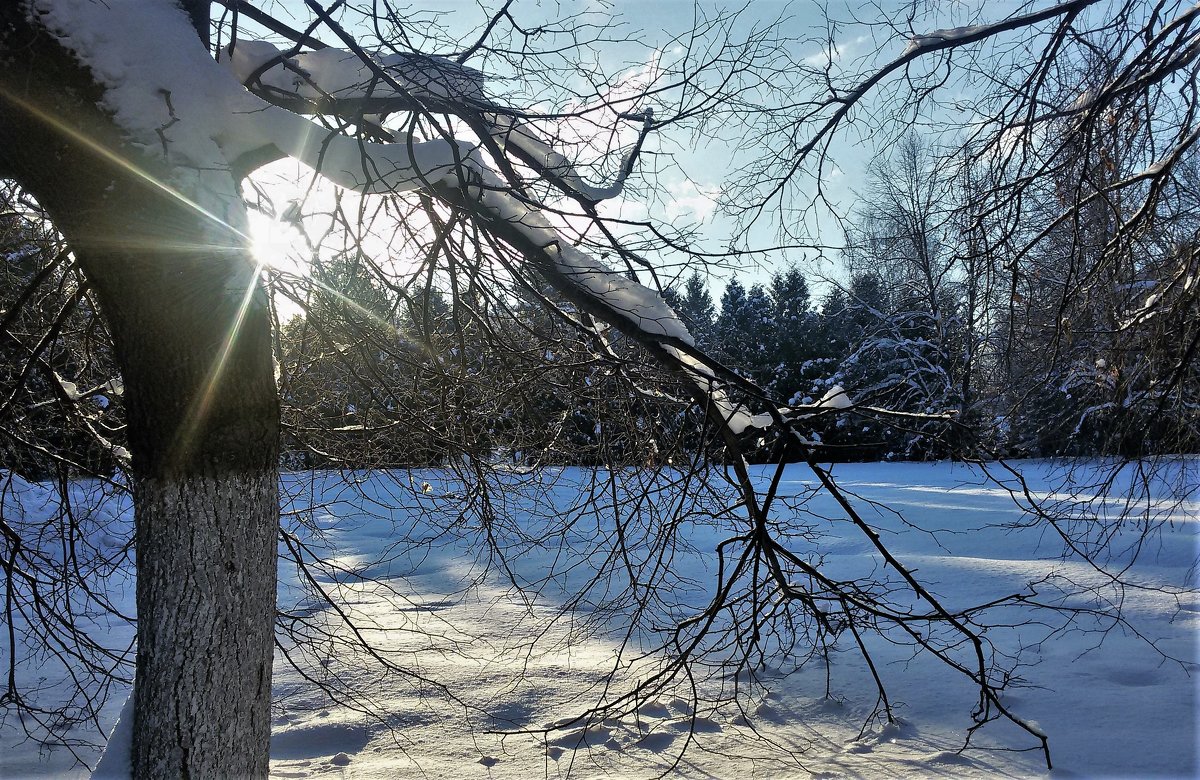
[0,1,1195,777]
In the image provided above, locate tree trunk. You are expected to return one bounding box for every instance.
[110,231,280,778]
[1,7,281,777]
[134,473,277,777]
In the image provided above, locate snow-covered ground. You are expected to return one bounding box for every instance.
[2,460,1196,778]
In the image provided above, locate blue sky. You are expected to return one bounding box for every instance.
[238,0,1004,297]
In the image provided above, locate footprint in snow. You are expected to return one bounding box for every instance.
[668,698,694,716]
[270,723,370,761]
[633,731,677,753]
[635,701,671,719]
[869,720,912,743]
[1106,667,1161,687]
[923,750,974,766]
[548,724,611,748]
[667,716,722,734]
[809,697,845,714]
[753,701,787,723]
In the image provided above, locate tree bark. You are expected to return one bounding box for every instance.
[134,473,277,777]
[1,6,281,777]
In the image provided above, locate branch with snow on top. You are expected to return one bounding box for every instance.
[32,0,892,468]
[222,38,654,204]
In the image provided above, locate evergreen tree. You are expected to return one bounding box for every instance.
[715,277,745,365]
[676,270,716,349]
[767,267,818,403]
[716,277,774,386]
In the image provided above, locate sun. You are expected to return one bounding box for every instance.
[247,207,312,280]
[244,158,323,280]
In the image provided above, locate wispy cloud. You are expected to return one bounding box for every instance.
[803,33,870,66]
[664,179,720,223]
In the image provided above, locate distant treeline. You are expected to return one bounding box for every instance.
[3,127,1197,478]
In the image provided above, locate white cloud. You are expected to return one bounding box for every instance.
[802,33,870,66]
[664,179,720,223]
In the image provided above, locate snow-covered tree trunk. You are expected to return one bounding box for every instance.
[0,4,281,776]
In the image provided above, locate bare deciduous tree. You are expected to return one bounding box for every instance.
[0,1,1195,777]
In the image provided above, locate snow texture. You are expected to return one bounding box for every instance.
[3,461,1196,779]
[901,0,1094,56]
[816,383,852,409]
[32,0,255,224]
[88,693,132,780]
[904,25,987,54]
[224,40,487,103]
[714,382,854,435]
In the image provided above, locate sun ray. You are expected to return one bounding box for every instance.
[3,86,430,460]
[1,85,283,470]
[172,259,269,467]
[0,86,254,249]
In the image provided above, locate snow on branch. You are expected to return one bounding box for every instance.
[30,0,794,447]
[901,0,1101,56]
[223,39,653,204]
[224,40,488,104]
[263,112,793,443]
[243,101,689,342]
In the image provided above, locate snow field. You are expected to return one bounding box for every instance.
[0,460,1195,778]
